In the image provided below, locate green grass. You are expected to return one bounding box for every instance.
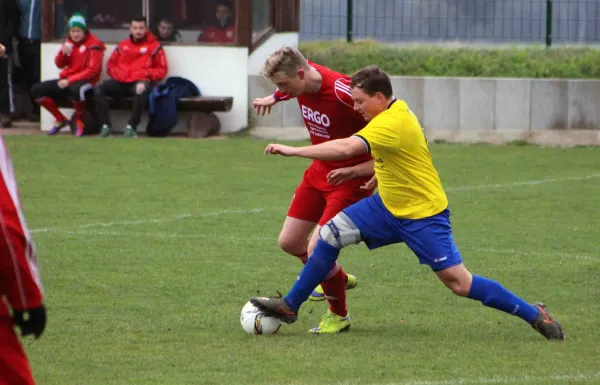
[299,40,600,79]
[6,135,600,385]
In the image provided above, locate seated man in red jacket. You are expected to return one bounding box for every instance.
[197,0,236,44]
[95,16,168,138]
[31,12,105,137]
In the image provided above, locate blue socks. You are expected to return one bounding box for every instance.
[468,275,540,324]
[284,239,340,311]
[284,245,541,324]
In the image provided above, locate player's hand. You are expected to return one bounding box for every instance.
[0,44,5,57]
[326,167,357,186]
[57,79,69,89]
[361,175,377,190]
[62,42,73,55]
[135,82,147,95]
[13,304,47,339]
[253,95,277,116]
[264,143,297,157]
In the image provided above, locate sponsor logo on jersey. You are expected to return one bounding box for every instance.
[301,105,330,127]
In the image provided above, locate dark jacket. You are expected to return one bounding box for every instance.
[18,0,40,41]
[0,0,20,53]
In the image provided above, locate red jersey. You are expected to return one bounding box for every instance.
[0,134,43,319]
[107,32,168,83]
[55,32,106,85]
[273,62,372,189]
[197,24,236,44]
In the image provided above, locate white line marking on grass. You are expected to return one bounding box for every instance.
[384,371,600,385]
[446,173,600,192]
[30,207,269,234]
[53,230,600,262]
[63,230,273,242]
[29,173,600,234]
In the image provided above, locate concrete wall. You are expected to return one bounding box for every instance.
[248,75,600,145]
[248,33,299,76]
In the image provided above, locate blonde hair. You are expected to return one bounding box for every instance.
[261,46,310,79]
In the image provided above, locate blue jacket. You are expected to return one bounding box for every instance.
[146,77,201,137]
[18,0,41,40]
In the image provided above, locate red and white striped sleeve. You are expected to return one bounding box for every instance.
[333,77,357,110]
[0,135,43,313]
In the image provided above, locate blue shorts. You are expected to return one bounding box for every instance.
[342,194,462,271]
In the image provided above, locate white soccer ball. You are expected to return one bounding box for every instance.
[240,300,282,335]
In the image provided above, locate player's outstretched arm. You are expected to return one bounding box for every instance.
[326,159,375,186]
[265,136,367,161]
[252,94,278,116]
[0,44,5,57]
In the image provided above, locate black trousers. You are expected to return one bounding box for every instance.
[17,39,41,116]
[94,79,150,129]
[30,79,92,102]
[0,54,14,115]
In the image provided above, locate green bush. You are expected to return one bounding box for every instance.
[298,40,600,79]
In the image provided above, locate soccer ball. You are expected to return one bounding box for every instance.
[240,300,282,335]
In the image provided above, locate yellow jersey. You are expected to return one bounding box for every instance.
[354,99,448,219]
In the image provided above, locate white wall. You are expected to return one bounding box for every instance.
[247,33,299,76]
[41,43,249,133]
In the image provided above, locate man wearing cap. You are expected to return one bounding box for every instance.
[30,12,105,136]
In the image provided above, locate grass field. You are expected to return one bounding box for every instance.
[6,135,600,385]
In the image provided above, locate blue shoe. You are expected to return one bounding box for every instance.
[48,120,70,136]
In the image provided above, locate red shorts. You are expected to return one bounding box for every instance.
[287,177,373,226]
[0,317,36,385]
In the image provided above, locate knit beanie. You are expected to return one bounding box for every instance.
[67,12,87,32]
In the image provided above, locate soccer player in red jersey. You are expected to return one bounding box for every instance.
[252,46,376,333]
[0,82,47,383]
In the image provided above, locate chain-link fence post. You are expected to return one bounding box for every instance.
[546,0,553,47]
[346,0,353,42]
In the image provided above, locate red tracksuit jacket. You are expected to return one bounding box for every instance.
[55,32,106,85]
[107,32,168,83]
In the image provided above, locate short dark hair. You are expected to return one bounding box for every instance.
[132,16,147,24]
[216,0,232,9]
[350,65,393,98]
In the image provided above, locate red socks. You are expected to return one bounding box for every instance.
[36,97,67,122]
[321,263,348,317]
[294,252,308,265]
[71,101,86,121]
[294,251,348,317]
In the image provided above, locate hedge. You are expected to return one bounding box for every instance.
[298,40,600,79]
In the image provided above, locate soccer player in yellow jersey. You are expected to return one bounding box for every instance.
[251,65,564,340]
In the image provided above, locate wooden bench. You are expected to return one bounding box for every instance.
[55,96,234,138]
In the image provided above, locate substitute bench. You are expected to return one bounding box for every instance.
[55,96,234,138]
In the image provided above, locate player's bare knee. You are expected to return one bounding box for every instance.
[440,276,470,297]
[278,234,304,256]
[318,212,361,249]
[436,264,471,297]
